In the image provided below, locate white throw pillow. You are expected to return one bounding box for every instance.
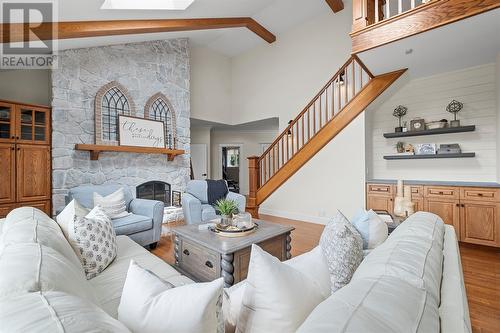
[56,199,89,239]
[118,260,223,333]
[236,244,327,333]
[224,246,330,333]
[93,188,129,219]
[350,209,388,249]
[68,205,117,280]
[319,211,363,293]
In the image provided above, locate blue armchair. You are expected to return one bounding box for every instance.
[181,180,246,225]
[66,185,164,249]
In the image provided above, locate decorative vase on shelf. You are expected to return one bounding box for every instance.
[220,214,233,227]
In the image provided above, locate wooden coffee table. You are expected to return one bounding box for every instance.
[172,220,294,287]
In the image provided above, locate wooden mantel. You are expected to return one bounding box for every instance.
[75,144,184,161]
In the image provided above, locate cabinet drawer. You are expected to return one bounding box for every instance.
[410,185,424,198]
[179,239,219,282]
[424,186,459,199]
[0,203,16,218]
[17,200,51,216]
[460,188,500,202]
[367,184,393,196]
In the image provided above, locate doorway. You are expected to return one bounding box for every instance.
[221,145,241,193]
[191,144,208,180]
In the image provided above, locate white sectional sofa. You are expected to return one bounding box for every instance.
[0,208,470,332]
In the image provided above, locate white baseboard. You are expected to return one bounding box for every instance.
[258,207,330,225]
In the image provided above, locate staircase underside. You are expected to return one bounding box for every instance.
[255,69,407,206]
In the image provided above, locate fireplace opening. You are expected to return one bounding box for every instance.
[136,181,171,206]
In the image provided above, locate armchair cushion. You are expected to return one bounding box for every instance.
[112,214,153,236]
[67,185,133,211]
[201,204,218,222]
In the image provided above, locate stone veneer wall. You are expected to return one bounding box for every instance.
[51,39,191,214]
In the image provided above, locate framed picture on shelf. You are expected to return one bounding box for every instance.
[415,143,437,155]
[409,118,426,131]
[172,191,182,207]
[118,115,165,148]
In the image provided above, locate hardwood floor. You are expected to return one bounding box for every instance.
[152,214,500,333]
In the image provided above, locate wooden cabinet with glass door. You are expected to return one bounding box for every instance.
[0,100,51,218]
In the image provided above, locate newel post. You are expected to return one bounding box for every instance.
[247,156,260,219]
[352,0,375,32]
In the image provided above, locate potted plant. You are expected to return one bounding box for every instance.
[214,198,239,226]
[393,105,407,132]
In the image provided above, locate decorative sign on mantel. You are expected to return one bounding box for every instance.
[118,115,165,148]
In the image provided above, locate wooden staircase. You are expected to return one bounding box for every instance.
[246,56,406,217]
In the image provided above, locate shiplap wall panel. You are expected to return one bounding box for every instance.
[366,63,497,182]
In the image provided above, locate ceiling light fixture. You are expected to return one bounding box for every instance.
[101,0,196,10]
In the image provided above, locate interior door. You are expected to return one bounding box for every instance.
[0,143,16,204]
[191,144,208,180]
[16,144,51,202]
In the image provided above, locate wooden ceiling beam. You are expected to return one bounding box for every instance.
[325,0,344,13]
[0,17,276,44]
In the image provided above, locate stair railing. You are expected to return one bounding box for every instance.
[247,56,373,209]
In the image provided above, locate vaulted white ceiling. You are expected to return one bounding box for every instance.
[55,0,333,56]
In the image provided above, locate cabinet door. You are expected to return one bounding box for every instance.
[367,194,394,215]
[17,200,51,217]
[461,201,500,247]
[424,198,460,238]
[0,143,16,204]
[15,105,50,145]
[16,144,51,202]
[0,102,15,143]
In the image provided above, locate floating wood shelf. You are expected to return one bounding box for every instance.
[74,144,184,161]
[383,125,476,138]
[384,153,476,160]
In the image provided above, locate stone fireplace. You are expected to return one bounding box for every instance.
[136,181,171,207]
[50,39,191,214]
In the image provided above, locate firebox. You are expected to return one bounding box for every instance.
[136,181,171,206]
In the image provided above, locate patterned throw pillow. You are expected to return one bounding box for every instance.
[319,211,363,293]
[68,206,117,280]
[93,188,129,219]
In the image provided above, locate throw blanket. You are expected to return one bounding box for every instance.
[207,179,229,206]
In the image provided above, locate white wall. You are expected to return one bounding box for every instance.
[228,4,364,223]
[190,45,232,124]
[367,63,498,182]
[230,8,353,128]
[210,130,278,196]
[0,69,50,105]
[260,115,366,223]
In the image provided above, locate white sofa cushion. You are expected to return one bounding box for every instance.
[1,208,82,272]
[297,275,439,333]
[0,291,130,333]
[236,244,327,333]
[0,243,99,305]
[440,225,472,333]
[320,211,363,292]
[93,188,129,219]
[89,235,193,318]
[224,246,331,333]
[68,206,118,280]
[56,199,90,239]
[350,209,388,249]
[118,260,223,333]
[352,212,445,302]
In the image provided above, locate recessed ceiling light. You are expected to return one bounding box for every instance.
[101,0,195,10]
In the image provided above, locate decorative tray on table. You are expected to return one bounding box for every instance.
[209,222,258,238]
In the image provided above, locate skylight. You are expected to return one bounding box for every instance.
[101,0,195,10]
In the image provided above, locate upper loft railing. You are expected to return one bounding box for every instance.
[353,0,433,32]
[350,0,500,53]
[256,56,373,188]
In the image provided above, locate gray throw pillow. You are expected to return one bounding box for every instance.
[319,211,363,293]
[68,206,117,279]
